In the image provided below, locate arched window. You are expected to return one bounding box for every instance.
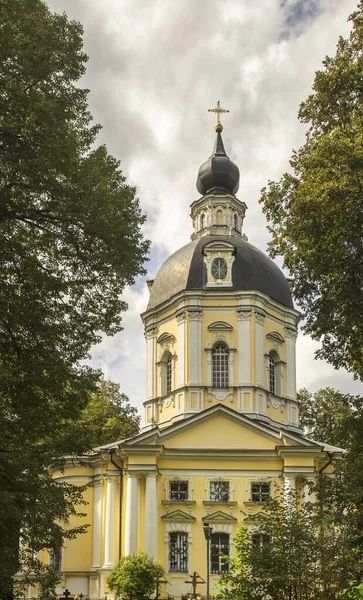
[269,353,275,394]
[216,210,223,225]
[233,213,238,231]
[212,344,229,388]
[200,213,205,230]
[166,355,172,395]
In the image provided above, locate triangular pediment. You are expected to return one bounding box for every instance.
[161,509,196,522]
[122,405,319,451]
[202,511,237,524]
[244,511,269,525]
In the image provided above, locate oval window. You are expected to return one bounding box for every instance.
[211,258,228,280]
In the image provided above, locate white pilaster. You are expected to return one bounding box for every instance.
[188,308,203,385]
[145,326,158,400]
[285,327,297,399]
[237,308,252,385]
[229,349,236,386]
[124,473,139,555]
[103,473,119,567]
[144,472,158,559]
[177,311,186,387]
[283,474,297,509]
[302,478,316,504]
[91,479,102,568]
[255,310,265,387]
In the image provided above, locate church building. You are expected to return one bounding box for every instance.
[41,106,342,599]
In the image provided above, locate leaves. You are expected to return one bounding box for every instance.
[259,2,363,378]
[0,0,149,594]
[107,553,163,600]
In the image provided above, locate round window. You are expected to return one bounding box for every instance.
[211,258,228,280]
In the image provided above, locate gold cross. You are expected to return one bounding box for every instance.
[208,100,229,131]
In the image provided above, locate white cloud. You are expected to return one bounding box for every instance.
[48,0,361,413]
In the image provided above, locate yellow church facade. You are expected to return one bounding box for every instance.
[36,115,341,599]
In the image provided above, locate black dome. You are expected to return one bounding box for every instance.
[147,236,293,310]
[196,132,239,196]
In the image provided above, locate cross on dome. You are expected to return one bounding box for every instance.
[208,100,229,132]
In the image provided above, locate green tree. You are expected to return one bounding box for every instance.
[298,387,363,581]
[259,2,363,379]
[76,378,140,449]
[0,0,148,594]
[107,553,163,600]
[217,488,359,600]
[298,387,354,447]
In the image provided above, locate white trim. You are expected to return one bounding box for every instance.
[188,310,202,385]
[205,476,235,501]
[237,309,252,386]
[177,313,186,386]
[54,475,94,483]
[164,522,192,575]
[144,473,158,559]
[91,480,102,568]
[103,474,119,567]
[164,476,194,501]
[124,474,139,555]
[255,311,265,387]
[160,469,282,477]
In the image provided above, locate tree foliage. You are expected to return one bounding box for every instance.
[259,3,363,378]
[107,553,163,600]
[218,388,363,600]
[298,387,363,576]
[0,0,148,594]
[217,488,361,600]
[76,378,140,449]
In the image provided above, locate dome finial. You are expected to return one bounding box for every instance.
[208,100,229,132]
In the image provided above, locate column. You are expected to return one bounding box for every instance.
[103,473,119,567]
[176,311,186,387]
[229,349,236,387]
[254,310,265,387]
[285,327,297,399]
[145,326,158,400]
[124,473,139,555]
[283,473,297,509]
[91,479,102,568]
[188,308,203,385]
[144,473,158,559]
[302,477,316,504]
[237,308,252,385]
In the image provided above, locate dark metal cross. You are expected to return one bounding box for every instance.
[61,590,71,600]
[208,100,229,126]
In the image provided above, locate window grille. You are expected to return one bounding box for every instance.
[210,532,229,573]
[212,344,229,388]
[50,548,62,572]
[251,482,271,503]
[210,480,230,502]
[166,356,172,395]
[169,480,188,501]
[251,533,270,548]
[169,531,188,572]
[269,354,275,394]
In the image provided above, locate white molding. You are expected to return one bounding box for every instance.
[254,310,265,387]
[91,480,102,568]
[124,474,139,555]
[144,473,158,559]
[237,309,251,386]
[188,310,202,385]
[177,313,185,387]
[285,328,297,400]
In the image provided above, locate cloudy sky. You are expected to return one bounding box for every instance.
[48,0,362,417]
